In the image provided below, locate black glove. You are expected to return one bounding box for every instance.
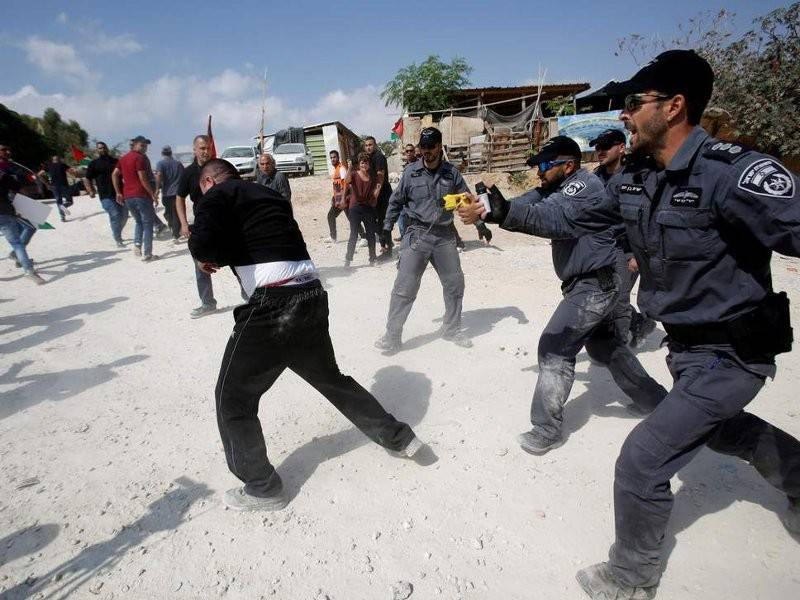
[483,185,509,224]
[380,228,392,247]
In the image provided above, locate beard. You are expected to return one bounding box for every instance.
[627,112,668,161]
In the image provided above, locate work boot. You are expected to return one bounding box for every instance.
[374,333,401,355]
[576,563,657,600]
[442,330,473,348]
[782,496,800,537]
[517,429,564,455]
[190,304,217,319]
[223,474,287,512]
[23,271,46,285]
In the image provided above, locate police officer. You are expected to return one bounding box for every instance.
[567,50,800,599]
[458,135,666,455]
[590,128,658,348]
[590,128,627,184]
[375,127,471,353]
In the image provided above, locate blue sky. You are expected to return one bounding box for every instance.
[1,0,789,158]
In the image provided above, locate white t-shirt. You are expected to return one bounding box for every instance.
[235,260,318,298]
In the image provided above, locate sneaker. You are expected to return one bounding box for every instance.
[61,205,71,215]
[223,480,287,512]
[576,562,657,600]
[23,271,46,285]
[442,330,473,348]
[517,429,564,455]
[190,304,218,319]
[782,496,800,536]
[358,239,368,248]
[115,241,125,248]
[387,436,424,459]
[629,317,657,348]
[142,254,159,262]
[374,333,401,355]
[133,245,142,257]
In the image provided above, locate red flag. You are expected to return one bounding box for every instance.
[207,115,217,159]
[391,117,404,139]
[70,145,86,162]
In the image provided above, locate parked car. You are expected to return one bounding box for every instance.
[273,143,315,176]
[174,152,195,167]
[220,145,258,180]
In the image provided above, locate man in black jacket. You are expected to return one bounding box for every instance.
[188,159,426,511]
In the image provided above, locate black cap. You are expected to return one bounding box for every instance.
[589,128,627,148]
[526,135,582,166]
[419,127,442,148]
[606,49,713,110]
[131,135,151,144]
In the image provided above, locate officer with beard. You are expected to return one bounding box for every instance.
[562,50,800,599]
[458,135,667,455]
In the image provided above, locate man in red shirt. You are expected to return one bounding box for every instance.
[113,135,159,261]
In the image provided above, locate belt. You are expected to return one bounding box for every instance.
[406,217,453,232]
[561,265,616,292]
[663,322,730,346]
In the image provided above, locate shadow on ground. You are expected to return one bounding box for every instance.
[401,305,528,352]
[1,477,211,599]
[0,524,60,568]
[0,354,147,420]
[33,249,128,284]
[277,365,432,501]
[0,296,128,355]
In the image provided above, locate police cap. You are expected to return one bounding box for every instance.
[526,135,582,166]
[419,127,442,148]
[589,128,626,148]
[607,49,714,112]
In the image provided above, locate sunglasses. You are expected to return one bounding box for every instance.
[536,159,571,173]
[624,93,671,112]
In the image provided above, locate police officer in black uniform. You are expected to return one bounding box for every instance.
[375,127,472,353]
[458,135,666,455]
[567,50,800,599]
[591,128,658,348]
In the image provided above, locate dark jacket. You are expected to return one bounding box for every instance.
[188,178,310,267]
[502,168,618,282]
[0,162,25,217]
[608,126,800,325]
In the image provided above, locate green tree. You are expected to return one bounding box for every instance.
[381,55,473,114]
[616,4,800,156]
[20,107,90,161]
[0,104,53,168]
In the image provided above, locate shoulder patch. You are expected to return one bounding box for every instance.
[703,141,751,164]
[562,180,586,197]
[738,158,795,198]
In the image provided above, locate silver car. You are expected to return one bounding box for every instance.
[273,143,315,176]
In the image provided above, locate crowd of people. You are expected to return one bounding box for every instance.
[2,49,799,600]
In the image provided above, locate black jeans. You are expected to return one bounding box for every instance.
[215,282,413,496]
[346,204,377,262]
[162,195,180,239]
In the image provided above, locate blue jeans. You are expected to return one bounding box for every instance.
[195,258,216,307]
[100,198,129,242]
[0,214,36,272]
[52,186,72,218]
[126,197,155,256]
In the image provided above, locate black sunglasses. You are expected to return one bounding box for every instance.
[624,93,671,112]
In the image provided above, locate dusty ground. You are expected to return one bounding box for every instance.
[1,173,799,600]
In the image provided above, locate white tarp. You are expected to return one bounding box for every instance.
[12,193,51,227]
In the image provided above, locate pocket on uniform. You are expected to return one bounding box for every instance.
[655,209,714,261]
